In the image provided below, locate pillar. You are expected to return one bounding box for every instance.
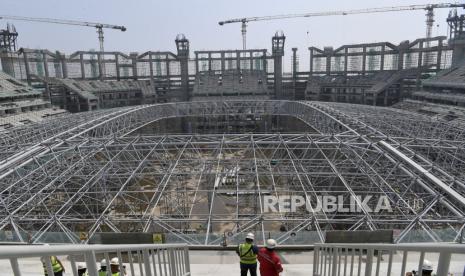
[175,34,190,101]
[272,31,285,99]
[0,51,16,77]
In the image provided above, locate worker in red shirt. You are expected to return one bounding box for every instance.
[257,239,283,276]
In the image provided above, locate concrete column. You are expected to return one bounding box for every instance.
[362,46,367,75]
[273,54,283,99]
[0,51,17,77]
[380,45,385,71]
[308,48,313,75]
[416,42,424,89]
[176,35,190,101]
[221,52,225,74]
[115,54,120,81]
[179,57,189,100]
[249,50,253,70]
[417,41,424,68]
[208,52,212,71]
[131,53,138,80]
[344,48,348,76]
[291,47,298,100]
[397,41,408,71]
[292,48,298,79]
[53,52,62,78]
[450,34,465,67]
[195,53,199,75]
[262,50,267,74]
[166,60,170,79]
[80,53,85,79]
[97,53,104,80]
[236,50,241,72]
[272,32,285,99]
[59,52,68,79]
[23,52,32,85]
[325,54,331,76]
[149,53,154,80]
[42,52,49,79]
[180,57,190,101]
[437,39,443,70]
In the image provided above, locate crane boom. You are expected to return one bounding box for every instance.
[0,15,126,54]
[0,15,126,31]
[219,3,464,25]
[219,3,465,50]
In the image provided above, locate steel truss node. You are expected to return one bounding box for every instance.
[0,101,464,244]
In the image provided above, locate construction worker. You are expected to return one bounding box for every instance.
[41,244,65,276]
[98,259,108,276]
[406,260,435,276]
[110,257,126,276]
[77,263,87,276]
[236,233,259,276]
[257,239,283,276]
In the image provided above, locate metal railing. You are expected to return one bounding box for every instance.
[313,243,465,276]
[0,244,190,276]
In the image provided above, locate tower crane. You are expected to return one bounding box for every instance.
[219,3,465,50]
[0,15,126,53]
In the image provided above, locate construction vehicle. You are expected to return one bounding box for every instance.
[0,15,126,53]
[219,3,465,50]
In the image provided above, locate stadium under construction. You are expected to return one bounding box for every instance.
[0,7,465,246]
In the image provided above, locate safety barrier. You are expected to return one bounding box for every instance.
[0,244,190,276]
[313,243,465,276]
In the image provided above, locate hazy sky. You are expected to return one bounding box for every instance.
[1,0,457,70]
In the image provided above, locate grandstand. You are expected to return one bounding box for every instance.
[305,70,418,105]
[394,99,465,124]
[0,71,66,130]
[192,69,270,100]
[47,78,166,112]
[412,61,465,106]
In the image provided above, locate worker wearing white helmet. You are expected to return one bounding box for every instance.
[110,257,126,276]
[406,260,435,276]
[77,263,87,276]
[236,233,259,276]
[257,239,283,276]
[98,259,108,276]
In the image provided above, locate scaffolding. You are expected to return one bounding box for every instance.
[0,100,463,244]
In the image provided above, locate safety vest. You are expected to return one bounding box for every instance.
[43,256,63,275]
[98,271,120,276]
[82,271,115,276]
[238,243,257,264]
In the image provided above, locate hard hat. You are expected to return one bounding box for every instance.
[100,259,107,267]
[266,239,277,249]
[246,233,254,240]
[110,257,119,265]
[422,259,433,271]
[77,263,86,270]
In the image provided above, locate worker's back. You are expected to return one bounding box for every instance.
[257,247,283,276]
[238,242,258,264]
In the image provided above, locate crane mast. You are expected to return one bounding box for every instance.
[219,3,465,50]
